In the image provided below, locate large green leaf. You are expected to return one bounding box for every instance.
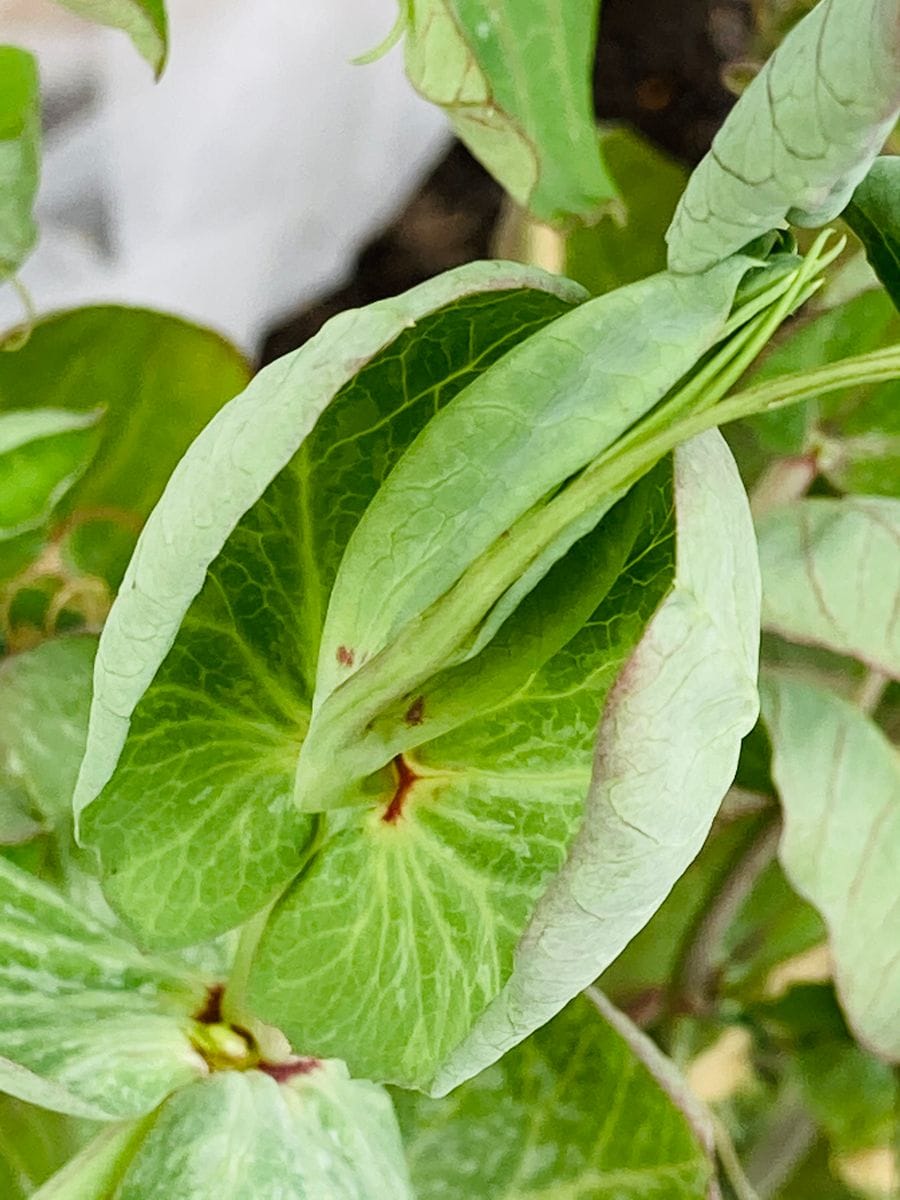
[109,1066,411,1200]
[394,992,715,1199]
[666,0,900,273]
[729,289,900,497]
[0,47,40,282]
[762,674,900,1060]
[0,856,209,1119]
[75,264,585,947]
[245,464,675,1088]
[0,307,250,588]
[301,255,755,805]
[404,0,615,224]
[0,410,101,542]
[53,1,168,77]
[756,497,900,677]
[843,157,900,311]
[431,429,759,1093]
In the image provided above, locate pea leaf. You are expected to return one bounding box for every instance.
[756,497,900,677]
[843,157,900,311]
[0,856,209,1119]
[53,0,168,77]
[404,0,615,224]
[0,47,40,283]
[762,674,900,1061]
[246,463,676,1088]
[0,636,95,854]
[109,1066,412,1200]
[0,307,250,587]
[394,992,715,1200]
[75,264,585,947]
[730,290,900,497]
[0,410,102,543]
[0,1097,90,1200]
[666,0,900,273]
[431,429,759,1093]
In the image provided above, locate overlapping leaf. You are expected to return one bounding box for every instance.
[53,0,168,76]
[0,47,40,282]
[762,674,900,1060]
[756,497,900,677]
[666,0,900,273]
[404,0,614,224]
[0,307,250,589]
[844,157,900,311]
[394,992,715,1199]
[40,1065,412,1200]
[0,856,209,1119]
[76,264,585,947]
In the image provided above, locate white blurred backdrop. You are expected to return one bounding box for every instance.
[0,0,451,350]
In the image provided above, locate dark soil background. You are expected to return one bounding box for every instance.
[261,0,753,364]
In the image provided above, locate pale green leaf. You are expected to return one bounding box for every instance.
[394,992,714,1200]
[762,674,900,1060]
[30,1118,152,1200]
[843,156,900,311]
[113,1067,412,1200]
[666,0,900,273]
[404,0,614,224]
[245,464,676,1089]
[0,307,250,587]
[75,265,583,947]
[0,636,96,828]
[0,47,40,282]
[0,856,208,1119]
[53,0,168,76]
[756,497,900,677]
[432,429,760,1093]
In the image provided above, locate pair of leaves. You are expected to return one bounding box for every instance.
[666,0,900,273]
[0,46,40,284]
[75,257,761,1093]
[394,991,716,1199]
[403,0,615,225]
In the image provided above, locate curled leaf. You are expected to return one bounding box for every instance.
[53,0,169,77]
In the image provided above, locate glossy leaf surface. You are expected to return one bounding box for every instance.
[0,47,40,282]
[843,157,900,311]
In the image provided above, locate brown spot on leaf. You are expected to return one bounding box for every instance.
[404,695,425,726]
[336,645,354,667]
[383,755,419,824]
[194,984,225,1025]
[259,1057,321,1082]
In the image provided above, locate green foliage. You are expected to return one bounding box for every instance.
[762,675,900,1061]
[52,0,169,77]
[844,157,900,311]
[666,0,900,272]
[394,993,714,1199]
[0,47,40,283]
[757,497,900,675]
[404,0,615,224]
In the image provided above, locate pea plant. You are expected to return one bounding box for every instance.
[0,0,899,1196]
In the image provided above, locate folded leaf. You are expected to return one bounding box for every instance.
[843,157,900,311]
[756,497,900,677]
[75,263,584,946]
[53,0,168,77]
[0,857,209,1119]
[110,1066,412,1200]
[0,410,102,543]
[0,307,250,588]
[394,991,715,1200]
[0,47,40,282]
[666,0,900,273]
[432,429,759,1093]
[30,1117,152,1200]
[0,1096,90,1199]
[762,674,900,1060]
[404,0,614,224]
